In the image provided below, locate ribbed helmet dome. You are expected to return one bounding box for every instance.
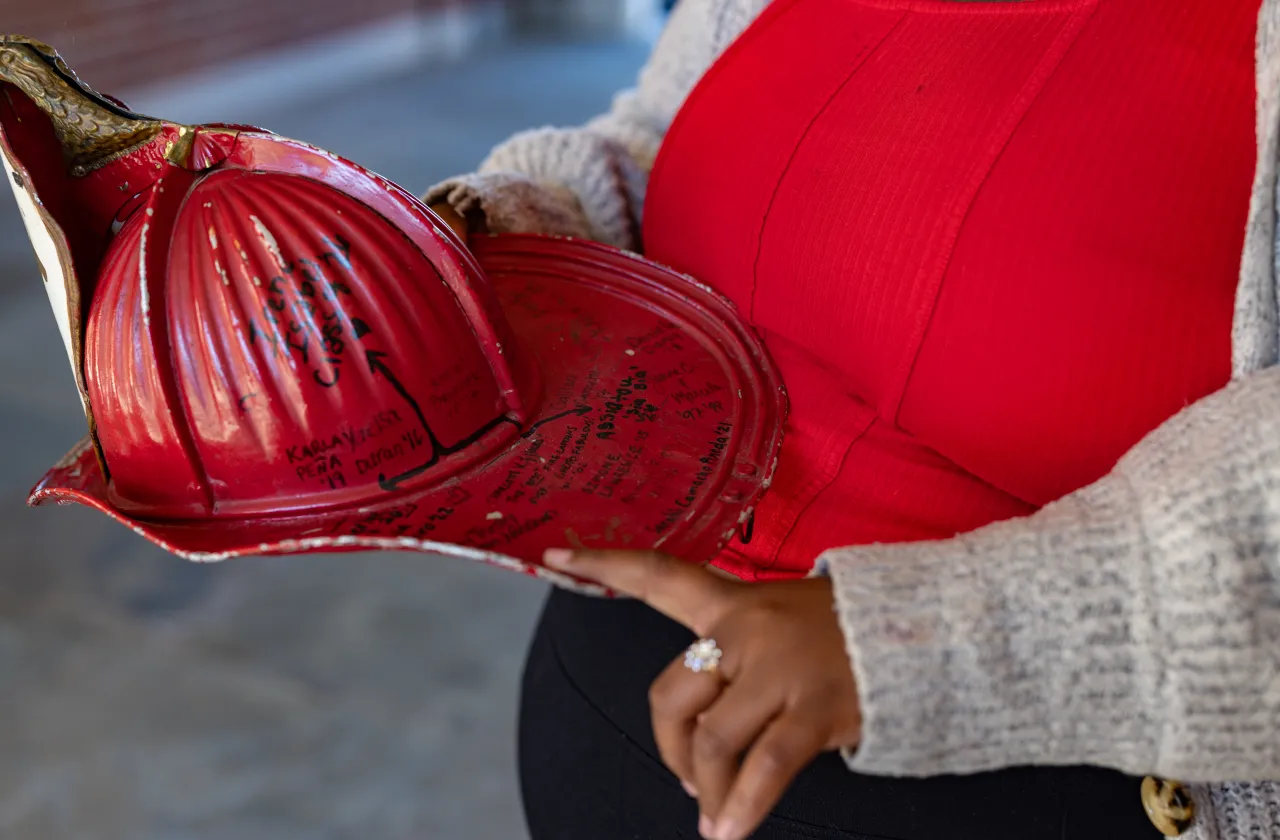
[86,144,537,520]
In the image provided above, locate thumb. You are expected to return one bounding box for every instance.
[544,548,735,635]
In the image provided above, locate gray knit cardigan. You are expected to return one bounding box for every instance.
[426,1,1280,836]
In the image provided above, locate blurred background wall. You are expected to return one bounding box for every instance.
[0,0,655,95]
[0,0,483,91]
[0,2,659,837]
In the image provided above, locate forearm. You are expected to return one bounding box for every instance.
[424,0,735,249]
[817,366,1280,782]
[425,130,647,248]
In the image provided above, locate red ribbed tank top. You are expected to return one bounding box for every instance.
[642,0,1259,580]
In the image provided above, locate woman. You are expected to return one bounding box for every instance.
[427,0,1280,837]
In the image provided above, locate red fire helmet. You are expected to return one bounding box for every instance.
[0,37,785,593]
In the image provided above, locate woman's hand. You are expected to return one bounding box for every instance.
[428,201,470,241]
[543,548,862,840]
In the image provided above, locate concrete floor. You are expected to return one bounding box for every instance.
[0,39,648,840]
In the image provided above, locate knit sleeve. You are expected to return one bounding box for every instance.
[423,0,734,250]
[813,365,1280,784]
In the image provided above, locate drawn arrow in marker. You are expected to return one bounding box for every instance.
[519,404,593,439]
[376,404,596,492]
[366,349,448,453]
[368,350,595,493]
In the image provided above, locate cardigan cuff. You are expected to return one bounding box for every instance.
[812,475,1162,778]
[423,171,596,241]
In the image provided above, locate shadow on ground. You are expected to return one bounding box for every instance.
[0,39,648,840]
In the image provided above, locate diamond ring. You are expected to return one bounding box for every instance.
[684,638,723,674]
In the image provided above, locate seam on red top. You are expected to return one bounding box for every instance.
[642,0,808,246]
[886,0,1101,423]
[745,8,911,322]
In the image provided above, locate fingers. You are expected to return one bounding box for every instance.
[428,202,469,241]
[650,655,726,795]
[710,713,826,840]
[544,549,735,635]
[688,677,784,834]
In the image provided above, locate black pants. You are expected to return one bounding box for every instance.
[518,587,1161,840]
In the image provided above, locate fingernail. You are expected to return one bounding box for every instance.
[543,549,573,569]
[714,819,741,840]
[681,780,698,797]
[698,814,715,838]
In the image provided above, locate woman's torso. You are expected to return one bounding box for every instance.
[643,0,1259,579]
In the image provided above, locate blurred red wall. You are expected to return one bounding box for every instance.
[1,0,471,92]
